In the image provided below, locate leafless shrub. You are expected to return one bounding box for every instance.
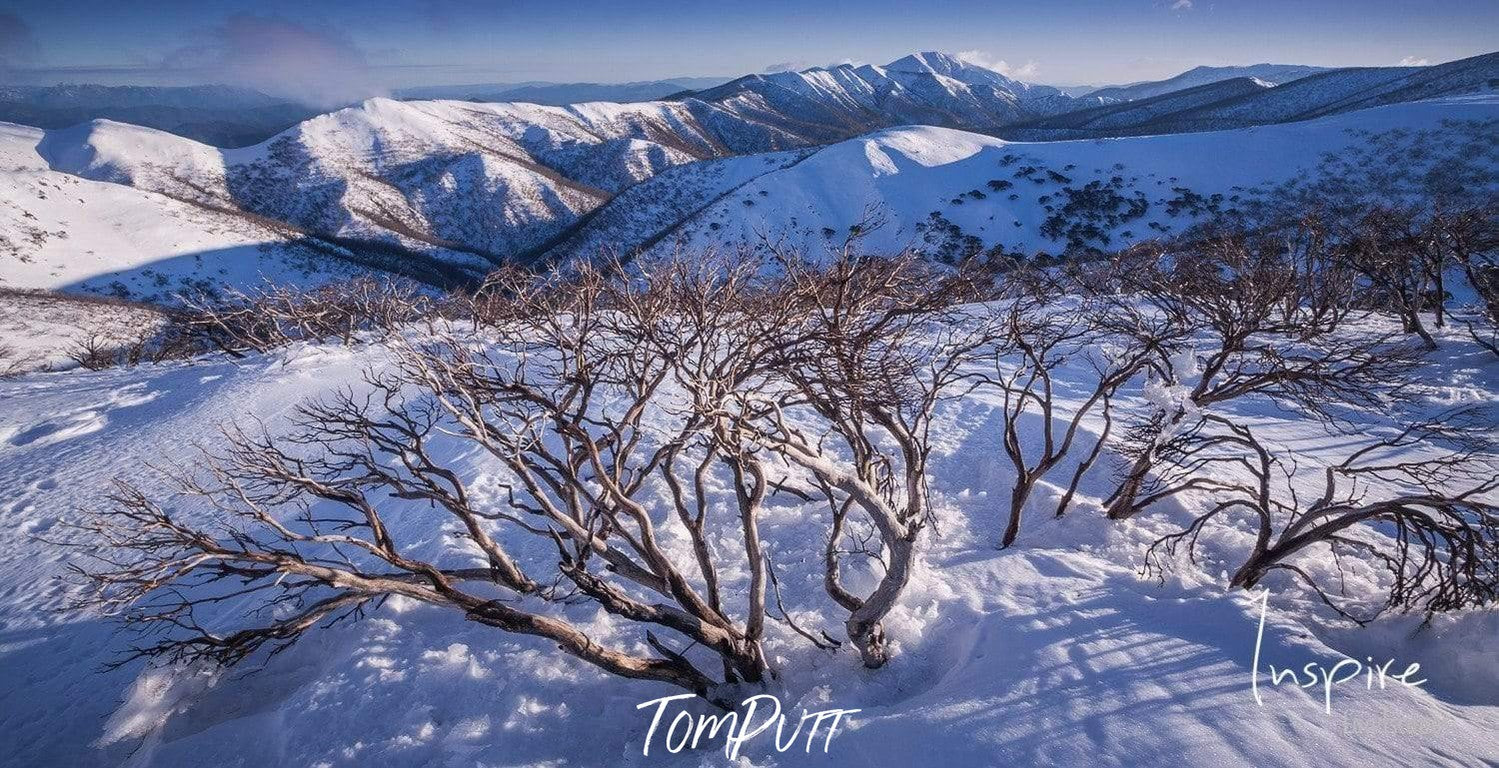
[982,283,1175,547]
[178,277,434,357]
[65,334,115,371]
[1144,411,1499,621]
[67,251,994,705]
[1102,228,1427,520]
[0,343,25,378]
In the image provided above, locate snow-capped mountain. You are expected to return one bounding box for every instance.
[685,52,1089,143]
[30,98,809,281]
[1007,51,1499,139]
[5,50,1498,300]
[543,96,1499,266]
[1086,64,1332,103]
[18,52,1099,285]
[0,122,394,303]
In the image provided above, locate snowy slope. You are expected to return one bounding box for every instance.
[599,97,1499,264]
[1086,64,1331,102]
[11,51,1496,289]
[24,95,828,274]
[1010,52,1499,139]
[0,122,374,303]
[0,314,1494,767]
[540,148,815,265]
[1002,77,1277,139]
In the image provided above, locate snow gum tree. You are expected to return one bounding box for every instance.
[67,252,996,703]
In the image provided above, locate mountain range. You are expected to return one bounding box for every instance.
[392,78,729,105]
[1005,52,1499,139]
[2,50,1497,301]
[1084,64,1331,102]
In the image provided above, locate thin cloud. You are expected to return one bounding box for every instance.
[1399,56,1431,66]
[1171,0,1194,10]
[956,50,1040,80]
[163,14,384,106]
[0,12,41,72]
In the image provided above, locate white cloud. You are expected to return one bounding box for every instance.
[1399,56,1431,66]
[1171,0,1194,9]
[956,50,1041,80]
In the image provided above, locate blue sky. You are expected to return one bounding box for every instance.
[2,0,1495,100]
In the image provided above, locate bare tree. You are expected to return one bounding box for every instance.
[66,333,119,371]
[983,287,1170,547]
[67,252,995,705]
[1102,230,1426,520]
[68,264,799,704]
[1335,207,1447,348]
[1145,411,1499,621]
[725,253,997,666]
[1431,205,1499,357]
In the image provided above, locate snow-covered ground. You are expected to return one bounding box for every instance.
[0,312,1494,767]
[630,96,1499,263]
[0,123,371,302]
[0,290,170,374]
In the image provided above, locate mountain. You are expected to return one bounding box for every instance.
[1087,64,1331,102]
[393,78,728,105]
[27,97,814,283]
[0,85,323,147]
[1005,51,1499,139]
[541,96,1499,267]
[14,52,1105,287]
[0,123,397,303]
[682,52,1091,143]
[7,51,1498,300]
[0,81,739,151]
[1001,77,1278,139]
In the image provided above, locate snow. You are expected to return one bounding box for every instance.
[0,53,1497,767]
[0,311,1493,766]
[1,125,367,302]
[645,96,1499,262]
[6,58,1492,287]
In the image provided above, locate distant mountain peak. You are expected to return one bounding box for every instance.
[885,51,974,77]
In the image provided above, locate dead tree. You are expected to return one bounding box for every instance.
[1103,231,1426,520]
[1431,205,1499,357]
[1145,412,1499,621]
[66,334,119,371]
[68,253,991,702]
[1335,207,1445,348]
